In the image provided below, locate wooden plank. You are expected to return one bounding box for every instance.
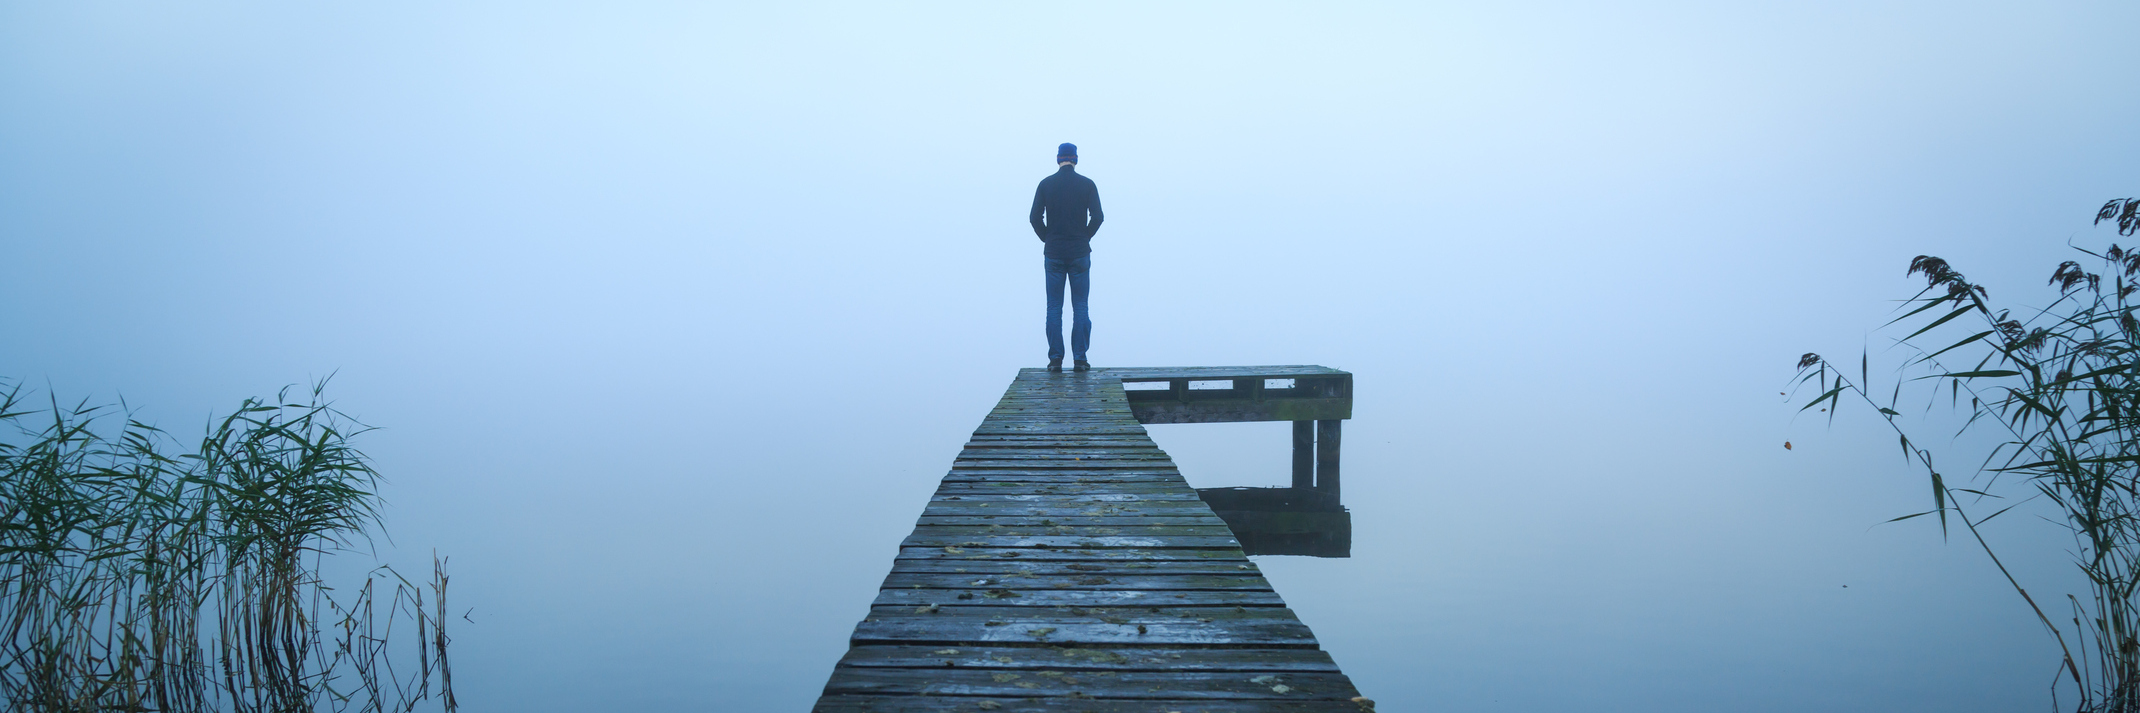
[1102,365,1348,378]
[932,490,1200,498]
[873,588,1286,609]
[915,517,1227,527]
[941,469,1184,476]
[850,609,1315,647]
[894,547,1246,562]
[938,479,1188,487]
[958,440,1161,445]
[927,504,1202,514]
[939,471,1184,479]
[968,431,1156,436]
[935,490,1178,496]
[954,453,1172,460]
[916,508,1211,519]
[814,695,1373,713]
[937,477,1190,486]
[907,525,1237,538]
[934,482,1192,493]
[1129,397,1352,424]
[921,506,1208,517]
[888,559,1260,575]
[834,645,1340,672]
[931,493,1202,502]
[899,535,1243,549]
[955,453,1167,460]
[945,464,1172,468]
[928,492,1215,503]
[921,503,1212,515]
[960,441,1159,447]
[824,668,1361,699]
[881,573,1271,590]
[964,441,1159,447]
[921,505,1212,515]
[814,695,1376,713]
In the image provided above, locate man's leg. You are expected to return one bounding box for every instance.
[1068,256,1092,362]
[1044,257,1068,362]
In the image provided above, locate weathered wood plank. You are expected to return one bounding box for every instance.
[936,481,1191,490]
[939,472,1186,481]
[824,668,1361,699]
[833,645,1340,672]
[919,505,1212,518]
[851,610,1314,647]
[1101,365,1349,378]
[931,493,1202,502]
[919,505,1213,519]
[971,432,1164,438]
[934,483,1192,494]
[915,516,1227,527]
[926,496,1199,504]
[960,441,1160,448]
[872,588,1287,609]
[898,535,1244,549]
[963,451,1172,458]
[954,454,1172,461]
[894,547,1247,562]
[921,507,1207,517]
[951,462,1174,471]
[889,559,1260,576]
[938,479,1189,488]
[814,695,1375,713]
[907,525,1237,538]
[881,573,1270,590]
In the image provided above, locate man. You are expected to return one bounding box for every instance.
[1029,142,1104,372]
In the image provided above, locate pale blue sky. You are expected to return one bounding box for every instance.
[4,2,2137,710]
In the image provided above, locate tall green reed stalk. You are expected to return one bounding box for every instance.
[0,380,455,713]
[1796,198,2140,712]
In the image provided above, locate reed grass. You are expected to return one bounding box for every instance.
[1796,198,2140,712]
[0,379,454,713]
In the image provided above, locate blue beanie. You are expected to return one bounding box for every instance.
[1057,142,1077,163]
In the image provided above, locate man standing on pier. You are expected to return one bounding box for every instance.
[1030,142,1104,372]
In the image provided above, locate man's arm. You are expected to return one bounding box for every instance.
[1084,182,1103,238]
[1030,183,1048,240]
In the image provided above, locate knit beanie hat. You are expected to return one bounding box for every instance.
[1057,143,1078,164]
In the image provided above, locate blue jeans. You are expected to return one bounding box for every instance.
[1045,255,1091,361]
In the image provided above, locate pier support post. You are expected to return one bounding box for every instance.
[1316,419,1341,499]
[1292,421,1315,489]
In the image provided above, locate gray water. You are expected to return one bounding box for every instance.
[5,3,2138,710]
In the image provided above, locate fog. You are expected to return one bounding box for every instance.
[5,2,2138,710]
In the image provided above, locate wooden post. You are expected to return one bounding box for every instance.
[1292,421,1315,489]
[1316,419,1341,499]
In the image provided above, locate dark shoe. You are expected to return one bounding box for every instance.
[1074,360,1091,372]
[1048,359,1063,372]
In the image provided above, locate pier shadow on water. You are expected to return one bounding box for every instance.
[1196,485,1352,557]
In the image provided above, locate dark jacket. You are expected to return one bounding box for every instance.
[1029,165,1104,259]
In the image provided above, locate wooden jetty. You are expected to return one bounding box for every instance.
[813,366,1370,713]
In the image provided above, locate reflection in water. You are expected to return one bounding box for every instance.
[1197,485,1351,557]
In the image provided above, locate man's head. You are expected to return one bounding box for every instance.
[1057,142,1077,166]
